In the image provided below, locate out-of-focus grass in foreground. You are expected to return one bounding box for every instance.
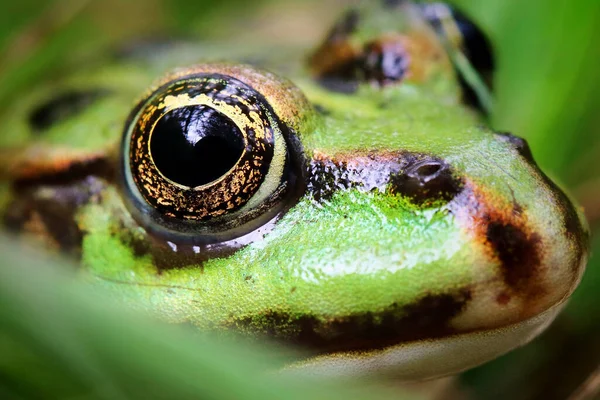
[0,237,420,400]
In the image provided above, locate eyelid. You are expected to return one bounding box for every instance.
[154,63,315,135]
[119,64,309,246]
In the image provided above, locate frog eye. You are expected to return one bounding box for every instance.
[120,70,302,244]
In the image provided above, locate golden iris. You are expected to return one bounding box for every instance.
[120,68,297,243]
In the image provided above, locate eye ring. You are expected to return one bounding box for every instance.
[120,70,303,245]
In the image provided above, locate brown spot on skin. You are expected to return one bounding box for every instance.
[307,9,361,82]
[495,131,589,278]
[308,9,452,92]
[4,177,106,257]
[387,31,450,82]
[450,183,546,308]
[486,221,542,293]
[324,8,360,43]
[450,163,588,321]
[362,35,410,86]
[307,150,463,205]
[20,211,63,252]
[358,33,447,84]
[225,289,471,354]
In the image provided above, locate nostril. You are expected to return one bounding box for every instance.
[410,161,444,183]
[389,156,463,205]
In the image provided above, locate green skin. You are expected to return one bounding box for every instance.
[0,1,590,379]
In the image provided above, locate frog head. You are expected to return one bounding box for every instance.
[0,1,589,380]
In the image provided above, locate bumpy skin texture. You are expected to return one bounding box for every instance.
[0,1,589,379]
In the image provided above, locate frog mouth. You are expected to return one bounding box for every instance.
[224,288,473,355]
[281,303,565,381]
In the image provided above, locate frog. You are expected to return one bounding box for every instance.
[0,0,589,381]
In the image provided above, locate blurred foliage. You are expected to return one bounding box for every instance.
[0,0,599,399]
[454,0,600,185]
[0,237,417,400]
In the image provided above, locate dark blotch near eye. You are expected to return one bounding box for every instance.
[389,157,463,205]
[308,8,363,94]
[150,105,244,188]
[312,37,410,93]
[29,89,110,131]
[307,152,463,206]
[4,177,106,257]
[362,39,410,86]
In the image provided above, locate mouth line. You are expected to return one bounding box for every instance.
[283,302,565,380]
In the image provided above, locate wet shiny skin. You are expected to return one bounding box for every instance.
[0,1,589,380]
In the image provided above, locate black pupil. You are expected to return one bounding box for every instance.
[150,105,245,187]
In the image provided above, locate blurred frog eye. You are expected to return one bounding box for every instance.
[121,69,302,244]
